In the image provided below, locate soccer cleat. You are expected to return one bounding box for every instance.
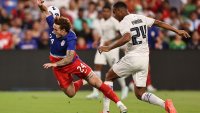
[165,99,177,113]
[86,92,99,99]
[118,104,128,113]
[121,86,129,100]
[101,111,110,113]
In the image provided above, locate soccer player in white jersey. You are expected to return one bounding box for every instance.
[98,1,190,113]
[86,4,129,100]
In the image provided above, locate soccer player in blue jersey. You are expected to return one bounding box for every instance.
[36,0,127,113]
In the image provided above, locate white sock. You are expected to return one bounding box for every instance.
[103,81,113,113]
[141,92,165,108]
[116,101,123,107]
[92,71,101,94]
[117,77,126,88]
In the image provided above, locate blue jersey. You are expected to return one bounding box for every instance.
[46,15,78,58]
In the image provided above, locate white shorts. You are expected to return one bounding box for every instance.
[94,48,119,66]
[112,54,149,87]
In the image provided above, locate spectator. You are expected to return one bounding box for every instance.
[74,8,92,32]
[92,10,102,48]
[0,23,15,50]
[1,0,18,14]
[11,1,25,20]
[85,1,97,21]
[187,30,200,49]
[154,32,169,50]
[0,8,11,24]
[22,12,33,30]
[187,11,200,32]
[164,7,181,39]
[17,30,38,50]
[169,34,186,50]
[31,20,42,40]
[9,17,22,45]
[182,0,197,17]
[60,6,73,24]
[76,19,94,48]
[26,0,41,21]
[76,37,88,50]
[38,31,49,49]
[66,0,78,21]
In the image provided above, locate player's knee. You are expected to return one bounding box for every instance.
[62,88,76,98]
[135,92,143,100]
[105,71,113,81]
[64,92,75,98]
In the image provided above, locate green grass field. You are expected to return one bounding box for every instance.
[0,91,199,113]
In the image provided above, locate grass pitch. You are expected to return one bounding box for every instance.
[0,91,199,113]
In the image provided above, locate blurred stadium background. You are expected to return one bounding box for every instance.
[0,0,200,113]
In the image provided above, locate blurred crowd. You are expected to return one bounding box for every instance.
[0,0,200,50]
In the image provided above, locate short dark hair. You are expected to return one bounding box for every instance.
[113,1,127,9]
[54,16,71,32]
[103,3,111,10]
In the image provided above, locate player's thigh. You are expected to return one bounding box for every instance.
[73,59,93,79]
[94,50,107,65]
[132,57,149,87]
[52,68,73,89]
[106,48,120,66]
[86,71,103,88]
[112,56,133,78]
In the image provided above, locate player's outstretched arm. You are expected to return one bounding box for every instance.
[36,0,50,17]
[98,33,131,53]
[153,20,190,38]
[43,50,75,69]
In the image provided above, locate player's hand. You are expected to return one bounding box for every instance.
[177,30,190,38]
[98,46,110,54]
[37,0,44,5]
[43,63,57,69]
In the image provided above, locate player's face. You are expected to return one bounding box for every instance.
[53,24,62,37]
[102,8,111,19]
[113,8,122,21]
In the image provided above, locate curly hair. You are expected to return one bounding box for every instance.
[54,16,71,32]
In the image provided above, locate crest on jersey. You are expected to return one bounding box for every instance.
[61,40,65,46]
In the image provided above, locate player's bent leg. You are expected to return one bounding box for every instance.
[86,64,103,99]
[134,86,147,100]
[134,85,177,113]
[62,82,76,98]
[86,71,127,113]
[105,68,120,81]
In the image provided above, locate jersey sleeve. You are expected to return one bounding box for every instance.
[46,15,54,28]
[119,18,131,36]
[67,39,76,50]
[143,15,155,27]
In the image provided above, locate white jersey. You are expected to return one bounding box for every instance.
[119,14,155,56]
[99,17,120,45]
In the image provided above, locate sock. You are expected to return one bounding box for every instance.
[92,71,101,94]
[117,77,126,88]
[99,82,119,102]
[102,81,113,112]
[74,79,83,92]
[141,92,165,108]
